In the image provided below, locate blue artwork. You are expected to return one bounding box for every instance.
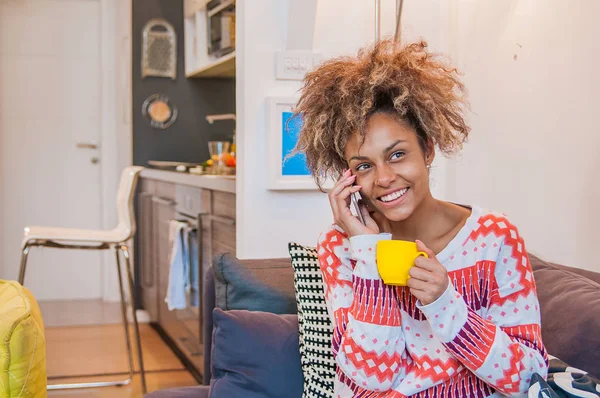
[281,111,310,176]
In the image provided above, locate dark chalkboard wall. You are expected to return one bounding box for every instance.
[132,0,235,166]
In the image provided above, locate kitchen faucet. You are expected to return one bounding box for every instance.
[205,113,236,124]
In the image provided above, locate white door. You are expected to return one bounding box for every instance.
[0,0,104,300]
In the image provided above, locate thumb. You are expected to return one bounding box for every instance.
[416,239,436,259]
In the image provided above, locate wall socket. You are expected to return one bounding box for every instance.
[275,51,323,81]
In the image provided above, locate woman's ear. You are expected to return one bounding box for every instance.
[425,138,435,167]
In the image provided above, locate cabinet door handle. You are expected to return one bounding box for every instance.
[138,193,154,288]
[209,214,235,226]
[152,196,177,206]
[197,213,206,345]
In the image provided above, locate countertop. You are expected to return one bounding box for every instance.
[140,169,236,194]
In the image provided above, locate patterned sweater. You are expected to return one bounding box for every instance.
[317,207,548,398]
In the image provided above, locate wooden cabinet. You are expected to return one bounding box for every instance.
[201,190,236,268]
[135,176,235,381]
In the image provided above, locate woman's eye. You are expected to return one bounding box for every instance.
[390,151,406,161]
[356,163,371,172]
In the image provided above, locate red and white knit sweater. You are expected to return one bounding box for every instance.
[317,206,548,398]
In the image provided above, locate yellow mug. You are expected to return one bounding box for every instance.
[376,240,429,286]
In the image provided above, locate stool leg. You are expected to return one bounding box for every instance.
[47,246,138,391]
[115,246,134,386]
[18,244,31,285]
[121,244,147,394]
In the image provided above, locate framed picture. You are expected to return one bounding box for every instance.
[266,96,333,190]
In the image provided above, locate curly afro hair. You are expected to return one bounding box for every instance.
[292,39,470,189]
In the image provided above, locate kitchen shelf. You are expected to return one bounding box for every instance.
[186,51,235,78]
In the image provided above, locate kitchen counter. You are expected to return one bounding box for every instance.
[140,169,236,194]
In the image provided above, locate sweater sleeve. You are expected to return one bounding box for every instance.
[417,219,548,397]
[317,227,409,392]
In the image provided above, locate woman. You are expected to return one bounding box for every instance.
[293,40,548,397]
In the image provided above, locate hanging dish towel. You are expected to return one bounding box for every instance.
[165,220,190,311]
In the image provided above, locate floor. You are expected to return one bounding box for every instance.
[41,300,199,397]
[39,299,123,327]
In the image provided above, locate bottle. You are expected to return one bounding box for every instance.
[230,130,236,156]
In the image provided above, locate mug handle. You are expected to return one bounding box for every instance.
[416,251,429,259]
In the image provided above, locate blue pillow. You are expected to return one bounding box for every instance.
[212,253,298,314]
[210,309,304,398]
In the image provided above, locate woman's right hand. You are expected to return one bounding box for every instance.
[328,169,381,237]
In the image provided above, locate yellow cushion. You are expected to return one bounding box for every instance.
[0,280,47,397]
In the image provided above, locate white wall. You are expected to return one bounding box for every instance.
[237,0,600,272]
[236,0,445,258]
[441,0,600,271]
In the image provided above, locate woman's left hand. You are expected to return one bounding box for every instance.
[407,240,449,306]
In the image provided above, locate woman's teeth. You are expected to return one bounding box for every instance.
[380,188,408,203]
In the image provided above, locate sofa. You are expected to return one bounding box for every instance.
[146,252,600,398]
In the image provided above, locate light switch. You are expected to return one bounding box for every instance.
[275,51,323,81]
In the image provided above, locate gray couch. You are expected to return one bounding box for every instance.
[146,253,600,398]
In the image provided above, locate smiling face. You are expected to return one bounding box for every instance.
[345,112,434,222]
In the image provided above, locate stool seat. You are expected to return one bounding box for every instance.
[23,225,131,247]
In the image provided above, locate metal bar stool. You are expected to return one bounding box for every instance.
[18,166,147,394]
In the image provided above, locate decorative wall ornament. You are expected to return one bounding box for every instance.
[266,96,333,191]
[142,94,178,129]
[142,18,177,80]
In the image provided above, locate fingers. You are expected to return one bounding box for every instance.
[328,169,362,228]
[416,240,436,259]
[407,277,428,291]
[331,185,362,219]
[413,240,439,272]
[409,287,439,306]
[413,255,438,272]
[328,171,360,210]
[408,241,449,305]
[359,201,370,220]
[329,169,355,196]
[408,266,431,282]
[359,202,378,231]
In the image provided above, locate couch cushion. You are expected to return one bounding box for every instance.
[210,309,304,398]
[212,253,297,314]
[288,243,336,398]
[530,254,600,378]
[0,280,47,398]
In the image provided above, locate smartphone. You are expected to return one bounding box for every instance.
[351,191,367,226]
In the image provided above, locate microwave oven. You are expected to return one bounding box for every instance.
[206,0,236,58]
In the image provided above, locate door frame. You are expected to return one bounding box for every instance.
[100,0,134,302]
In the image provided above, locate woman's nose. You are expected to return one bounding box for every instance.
[375,164,396,187]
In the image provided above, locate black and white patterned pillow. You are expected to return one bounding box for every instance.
[288,242,335,398]
[528,355,600,398]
